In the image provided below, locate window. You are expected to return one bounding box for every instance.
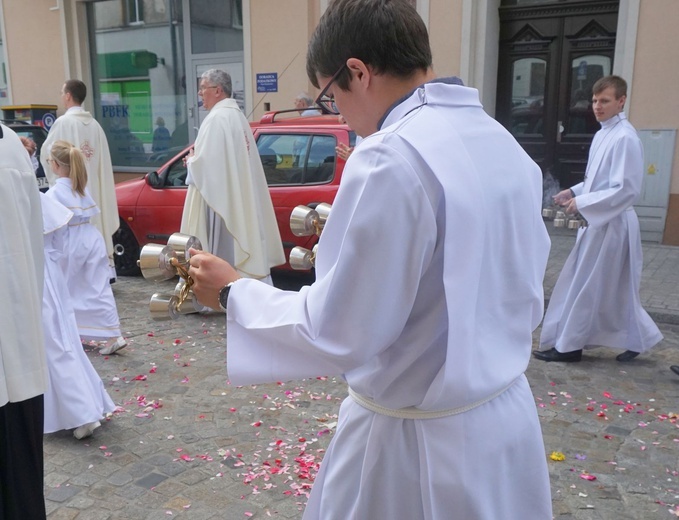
[127,0,144,25]
[257,134,337,186]
[88,0,188,170]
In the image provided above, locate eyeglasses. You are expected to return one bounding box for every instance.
[314,64,347,115]
[198,85,218,93]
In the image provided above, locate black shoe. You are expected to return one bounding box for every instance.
[533,348,582,362]
[671,366,679,376]
[616,350,639,362]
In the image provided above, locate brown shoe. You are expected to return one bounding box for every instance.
[533,348,582,362]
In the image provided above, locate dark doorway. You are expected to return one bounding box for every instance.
[496,0,619,188]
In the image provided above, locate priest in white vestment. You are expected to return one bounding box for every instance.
[535,75,663,364]
[41,79,119,278]
[0,123,48,519]
[180,68,284,285]
[188,2,553,518]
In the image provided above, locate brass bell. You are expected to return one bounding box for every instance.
[315,203,332,229]
[290,206,320,237]
[138,243,178,281]
[167,232,203,263]
[568,218,586,229]
[149,292,175,320]
[289,246,315,270]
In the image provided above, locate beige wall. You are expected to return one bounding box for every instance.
[248,0,318,121]
[629,0,679,192]
[629,0,679,243]
[3,1,64,107]
[428,0,463,77]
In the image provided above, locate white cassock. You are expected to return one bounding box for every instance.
[0,124,47,407]
[225,81,553,519]
[46,178,122,340]
[181,97,284,282]
[540,113,663,353]
[39,194,116,433]
[41,107,119,270]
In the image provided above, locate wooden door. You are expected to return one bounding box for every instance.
[496,1,619,188]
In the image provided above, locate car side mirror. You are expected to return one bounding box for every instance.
[146,171,162,188]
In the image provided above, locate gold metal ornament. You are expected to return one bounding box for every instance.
[138,233,203,319]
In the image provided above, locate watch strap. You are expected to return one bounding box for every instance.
[218,281,237,311]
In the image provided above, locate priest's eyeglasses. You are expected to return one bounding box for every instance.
[314,64,347,116]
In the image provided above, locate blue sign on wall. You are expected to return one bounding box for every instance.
[256,73,278,93]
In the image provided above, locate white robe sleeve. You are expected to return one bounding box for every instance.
[576,131,642,227]
[226,140,437,386]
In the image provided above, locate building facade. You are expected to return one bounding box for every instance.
[1,0,677,244]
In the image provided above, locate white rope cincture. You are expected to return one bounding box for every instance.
[348,377,519,420]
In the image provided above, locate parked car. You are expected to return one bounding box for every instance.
[2,120,50,191]
[114,111,356,276]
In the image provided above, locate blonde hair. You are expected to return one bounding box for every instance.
[50,140,88,197]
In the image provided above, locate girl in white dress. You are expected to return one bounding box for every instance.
[45,140,126,355]
[40,193,116,439]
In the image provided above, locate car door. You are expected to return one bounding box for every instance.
[254,129,344,255]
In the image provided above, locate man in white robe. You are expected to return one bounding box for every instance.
[188,2,553,518]
[41,79,119,278]
[0,123,48,519]
[180,68,284,284]
[535,75,663,363]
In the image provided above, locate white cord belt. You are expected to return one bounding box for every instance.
[348,377,520,420]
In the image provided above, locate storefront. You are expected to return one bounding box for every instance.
[87,0,245,169]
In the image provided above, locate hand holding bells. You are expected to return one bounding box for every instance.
[138,233,203,320]
[542,205,587,230]
[288,203,331,270]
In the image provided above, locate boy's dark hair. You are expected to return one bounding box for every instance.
[64,79,87,104]
[306,0,432,90]
[592,75,627,99]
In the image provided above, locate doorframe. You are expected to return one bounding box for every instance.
[461,0,639,117]
[182,1,246,141]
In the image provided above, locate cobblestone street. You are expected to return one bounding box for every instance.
[44,230,679,519]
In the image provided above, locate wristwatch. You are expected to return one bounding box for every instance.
[218,280,238,311]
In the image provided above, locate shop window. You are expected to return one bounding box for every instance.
[88,0,188,170]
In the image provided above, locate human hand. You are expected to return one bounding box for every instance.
[182,147,195,167]
[187,248,240,310]
[19,136,36,155]
[564,197,578,215]
[336,143,353,161]
[553,189,573,206]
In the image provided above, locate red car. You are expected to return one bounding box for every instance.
[114,111,355,275]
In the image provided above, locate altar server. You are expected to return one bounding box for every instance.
[40,193,116,439]
[46,140,126,355]
[188,1,553,518]
[0,122,48,519]
[535,75,663,363]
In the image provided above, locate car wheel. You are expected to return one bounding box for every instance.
[113,221,141,276]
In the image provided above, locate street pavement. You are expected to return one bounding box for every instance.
[44,227,679,519]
